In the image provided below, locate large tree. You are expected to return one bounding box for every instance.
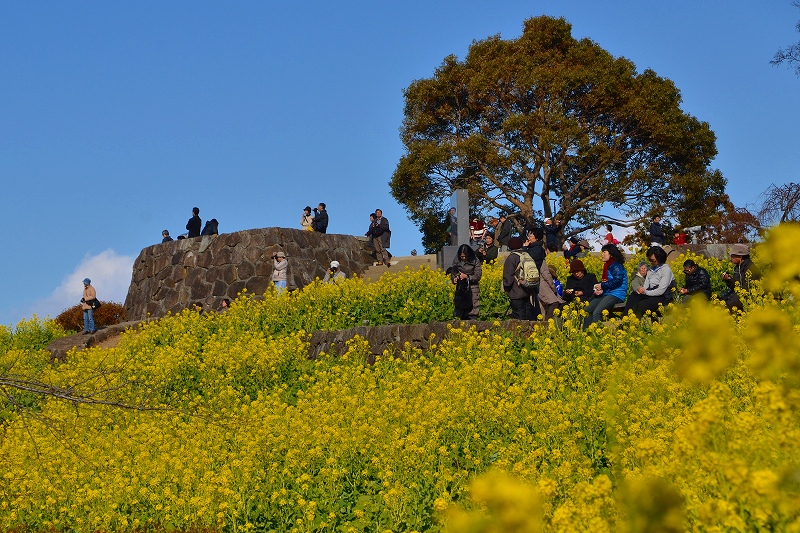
[391,16,725,248]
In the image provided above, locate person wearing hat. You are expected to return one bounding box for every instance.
[680,259,711,301]
[80,278,97,334]
[323,260,345,283]
[564,237,591,260]
[502,236,534,320]
[720,243,760,311]
[271,250,289,291]
[301,206,315,230]
[564,259,598,304]
[496,213,512,251]
[162,230,173,243]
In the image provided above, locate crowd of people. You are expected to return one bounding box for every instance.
[448,213,760,327]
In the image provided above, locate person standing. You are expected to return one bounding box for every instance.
[451,244,482,320]
[373,209,391,267]
[538,260,565,321]
[186,207,202,238]
[544,217,562,252]
[272,251,288,291]
[301,206,314,230]
[447,207,458,246]
[503,237,535,320]
[81,278,97,334]
[161,230,173,243]
[524,227,546,319]
[496,213,512,251]
[312,203,329,233]
[476,234,499,262]
[650,215,665,247]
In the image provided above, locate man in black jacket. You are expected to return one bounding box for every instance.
[650,215,665,247]
[312,203,329,233]
[496,213,512,251]
[186,207,202,238]
[679,259,711,301]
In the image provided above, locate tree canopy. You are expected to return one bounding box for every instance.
[391,16,726,248]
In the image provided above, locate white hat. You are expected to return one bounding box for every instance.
[330,260,340,268]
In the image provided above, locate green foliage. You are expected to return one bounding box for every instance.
[391,15,725,248]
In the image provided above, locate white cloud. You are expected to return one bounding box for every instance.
[26,249,135,320]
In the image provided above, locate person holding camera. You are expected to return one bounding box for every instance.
[367,209,391,267]
[271,251,288,291]
[323,260,345,283]
[476,233,499,262]
[311,203,329,233]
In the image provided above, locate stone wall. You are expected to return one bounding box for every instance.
[308,319,538,363]
[124,228,374,320]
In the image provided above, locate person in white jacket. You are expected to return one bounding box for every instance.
[623,247,675,317]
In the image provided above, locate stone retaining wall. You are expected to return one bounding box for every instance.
[308,320,538,363]
[124,228,374,320]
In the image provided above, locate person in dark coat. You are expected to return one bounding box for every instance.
[524,227,546,318]
[186,207,202,238]
[544,217,562,252]
[563,259,597,304]
[201,218,219,236]
[161,230,173,243]
[679,259,712,301]
[476,234,499,263]
[720,243,760,311]
[503,237,534,320]
[496,213,512,251]
[451,244,482,320]
[312,203,329,233]
[650,215,665,247]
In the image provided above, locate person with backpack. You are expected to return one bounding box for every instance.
[503,237,537,320]
[451,244,482,320]
[201,218,219,236]
[583,243,628,327]
[524,227,547,318]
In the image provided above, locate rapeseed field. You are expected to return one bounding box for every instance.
[1,225,799,532]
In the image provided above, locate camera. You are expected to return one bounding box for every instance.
[313,207,318,213]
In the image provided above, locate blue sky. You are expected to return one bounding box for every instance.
[1,1,798,327]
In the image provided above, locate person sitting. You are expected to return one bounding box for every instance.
[624,247,676,318]
[680,259,711,301]
[161,230,173,243]
[720,244,760,312]
[584,244,628,327]
[630,261,649,294]
[322,260,345,283]
[469,217,487,246]
[563,259,597,304]
[201,218,219,236]
[564,237,590,260]
[476,233,499,263]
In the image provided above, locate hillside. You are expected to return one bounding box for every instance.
[1,228,799,532]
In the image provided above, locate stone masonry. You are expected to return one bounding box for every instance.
[124,228,374,320]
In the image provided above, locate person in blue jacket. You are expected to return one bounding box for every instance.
[583,243,628,327]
